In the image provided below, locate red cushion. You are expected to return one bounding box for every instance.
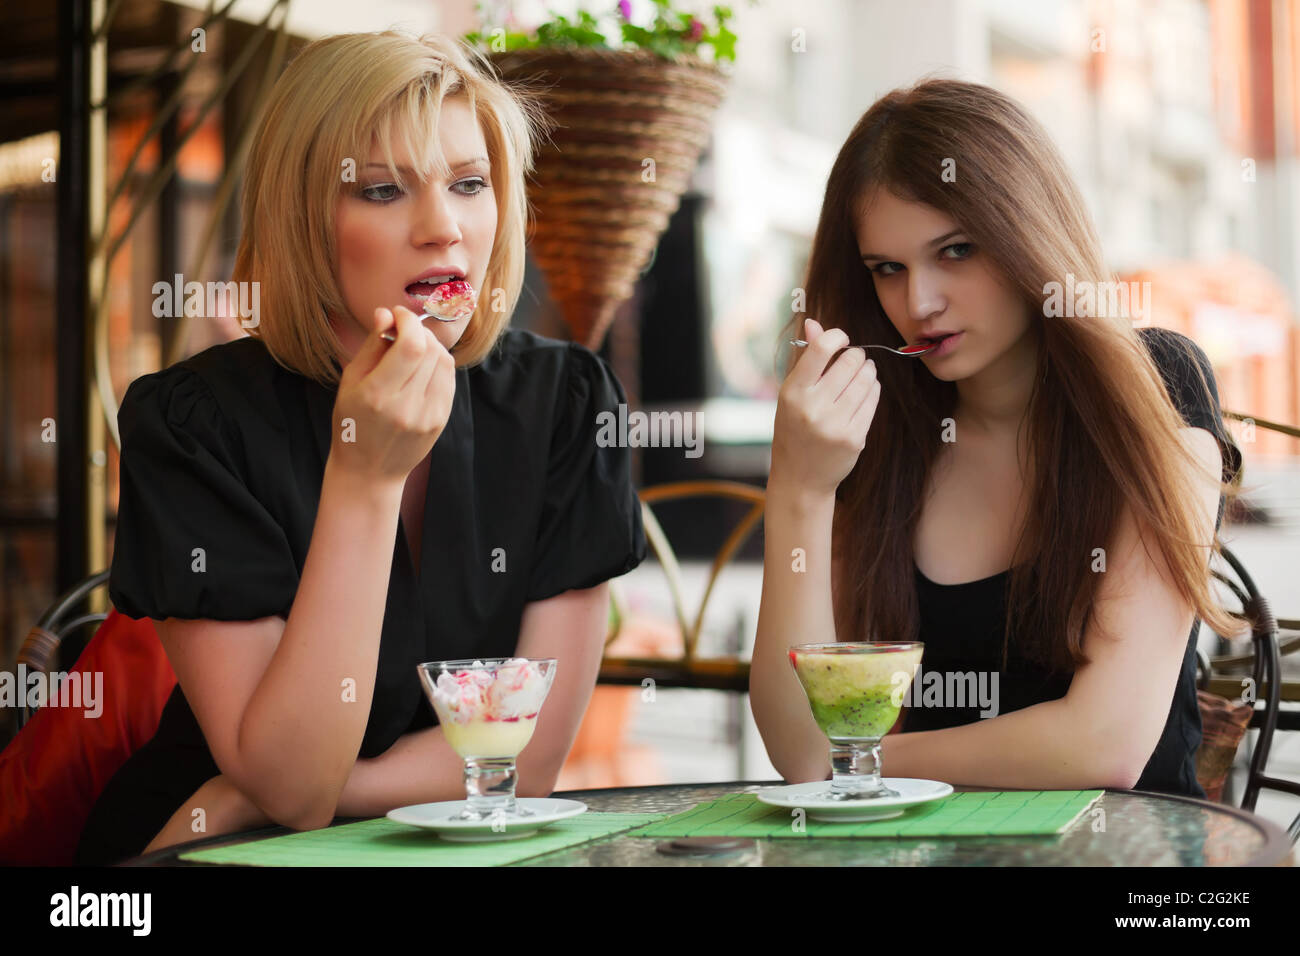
[0,610,176,865]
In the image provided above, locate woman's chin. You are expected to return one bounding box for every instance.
[920,358,968,382]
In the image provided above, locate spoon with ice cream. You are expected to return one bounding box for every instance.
[380,276,477,341]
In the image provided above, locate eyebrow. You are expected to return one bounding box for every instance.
[363,157,489,173]
[860,229,965,261]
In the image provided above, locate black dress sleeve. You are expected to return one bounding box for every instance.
[109,365,300,621]
[1139,326,1243,485]
[525,344,648,602]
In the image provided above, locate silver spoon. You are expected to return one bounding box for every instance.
[789,338,939,357]
[380,307,459,342]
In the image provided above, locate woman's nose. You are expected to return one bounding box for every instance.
[412,189,462,246]
[907,268,946,322]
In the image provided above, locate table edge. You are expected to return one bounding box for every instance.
[1116,787,1294,867]
[121,781,1293,867]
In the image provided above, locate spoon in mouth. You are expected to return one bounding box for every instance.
[789,339,939,357]
[381,280,477,341]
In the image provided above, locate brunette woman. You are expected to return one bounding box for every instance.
[750,79,1241,797]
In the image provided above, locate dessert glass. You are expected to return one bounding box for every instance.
[417,657,556,820]
[788,642,924,800]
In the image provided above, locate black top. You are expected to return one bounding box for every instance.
[76,328,647,864]
[904,327,1242,798]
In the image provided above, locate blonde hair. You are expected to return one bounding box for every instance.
[232,30,548,385]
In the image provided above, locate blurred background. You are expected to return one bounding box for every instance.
[1,0,1297,833]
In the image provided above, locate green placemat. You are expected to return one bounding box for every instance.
[630,791,1103,839]
[178,811,665,866]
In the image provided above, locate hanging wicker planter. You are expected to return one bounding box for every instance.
[490,47,729,349]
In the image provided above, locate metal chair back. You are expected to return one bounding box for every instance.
[14,570,110,731]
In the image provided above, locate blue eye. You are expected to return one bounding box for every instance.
[453,177,488,196]
[361,183,401,203]
[869,242,972,276]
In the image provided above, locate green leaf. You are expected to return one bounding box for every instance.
[711,25,737,60]
[475,0,747,62]
[621,23,653,45]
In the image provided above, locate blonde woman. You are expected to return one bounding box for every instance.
[77,31,646,864]
[750,79,1242,797]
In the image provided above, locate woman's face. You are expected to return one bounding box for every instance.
[853,188,1032,384]
[331,95,497,361]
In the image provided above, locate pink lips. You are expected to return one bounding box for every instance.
[925,331,963,357]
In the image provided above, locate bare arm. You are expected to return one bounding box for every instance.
[337,581,611,810]
[818,427,1224,789]
[512,582,611,795]
[146,582,611,851]
[750,319,881,781]
[749,484,842,781]
[157,462,402,829]
[157,306,455,829]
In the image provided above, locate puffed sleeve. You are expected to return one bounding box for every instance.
[109,366,299,621]
[1140,326,1243,484]
[525,344,648,602]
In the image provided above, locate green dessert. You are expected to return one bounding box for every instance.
[790,645,923,739]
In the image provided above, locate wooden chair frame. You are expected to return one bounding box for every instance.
[600,481,763,692]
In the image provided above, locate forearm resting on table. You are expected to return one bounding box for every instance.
[336,722,563,815]
[878,697,1139,791]
[146,722,564,854]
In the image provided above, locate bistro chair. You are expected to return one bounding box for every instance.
[1197,544,1300,842]
[600,480,763,692]
[14,570,111,731]
[0,571,177,865]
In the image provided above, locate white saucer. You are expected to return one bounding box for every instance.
[756,779,954,822]
[386,798,587,841]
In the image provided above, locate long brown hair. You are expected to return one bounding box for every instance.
[796,77,1242,672]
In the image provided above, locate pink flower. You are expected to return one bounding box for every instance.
[618,0,632,20]
[688,18,704,41]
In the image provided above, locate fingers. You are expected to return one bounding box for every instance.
[342,307,397,384]
[821,350,870,407]
[402,338,440,405]
[370,307,442,394]
[788,317,850,389]
[847,372,882,432]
